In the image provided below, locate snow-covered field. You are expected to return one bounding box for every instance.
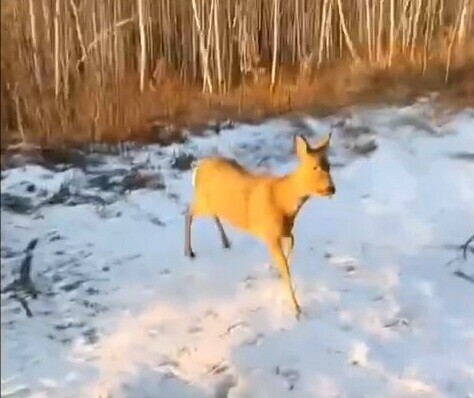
[1,100,474,398]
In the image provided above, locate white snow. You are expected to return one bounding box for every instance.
[1,101,474,398]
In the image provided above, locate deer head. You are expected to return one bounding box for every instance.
[293,133,336,197]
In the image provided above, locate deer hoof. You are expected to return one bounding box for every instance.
[185,250,196,259]
[294,306,303,321]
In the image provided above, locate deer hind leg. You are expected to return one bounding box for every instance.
[184,205,195,258]
[268,239,301,319]
[214,217,231,249]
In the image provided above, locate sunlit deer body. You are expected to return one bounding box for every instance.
[185,134,335,318]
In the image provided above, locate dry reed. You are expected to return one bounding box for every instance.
[1,0,473,147]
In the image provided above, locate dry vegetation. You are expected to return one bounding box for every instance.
[1,0,473,148]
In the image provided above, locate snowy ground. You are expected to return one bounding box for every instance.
[1,100,474,398]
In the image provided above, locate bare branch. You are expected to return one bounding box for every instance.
[76,17,135,70]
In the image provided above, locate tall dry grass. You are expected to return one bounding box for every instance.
[1,0,473,147]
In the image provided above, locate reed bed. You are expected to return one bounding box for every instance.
[1,0,473,146]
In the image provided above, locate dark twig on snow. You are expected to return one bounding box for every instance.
[1,238,40,317]
[445,233,474,267]
[461,233,474,261]
[20,238,39,283]
[445,233,474,286]
[16,296,34,318]
[453,270,474,284]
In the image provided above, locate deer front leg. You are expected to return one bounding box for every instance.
[282,234,294,263]
[268,238,301,319]
[184,205,195,258]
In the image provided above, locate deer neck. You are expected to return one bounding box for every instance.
[273,172,308,219]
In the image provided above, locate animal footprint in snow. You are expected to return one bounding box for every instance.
[249,306,263,314]
[344,265,356,275]
[188,325,203,334]
[242,275,257,289]
[275,366,300,391]
[177,346,192,358]
[206,361,228,375]
[241,332,265,347]
[204,309,219,319]
[264,263,280,279]
[219,321,249,337]
[348,341,370,367]
[157,357,179,369]
[154,357,180,380]
[328,255,356,265]
[383,317,410,331]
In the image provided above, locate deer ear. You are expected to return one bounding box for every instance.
[314,132,332,151]
[295,135,310,158]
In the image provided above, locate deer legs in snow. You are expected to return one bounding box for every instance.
[184,207,231,258]
[184,207,195,258]
[269,237,301,319]
[185,210,300,319]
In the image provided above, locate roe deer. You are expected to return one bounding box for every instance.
[184,133,335,318]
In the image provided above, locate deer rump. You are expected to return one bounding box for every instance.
[192,157,275,234]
